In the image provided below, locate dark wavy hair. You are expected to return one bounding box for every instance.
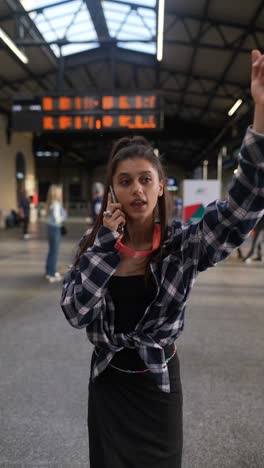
[74,136,169,267]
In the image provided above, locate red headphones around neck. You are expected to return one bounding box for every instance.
[114,224,161,258]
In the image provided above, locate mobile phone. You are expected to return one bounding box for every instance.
[109,185,124,234]
[109,185,117,203]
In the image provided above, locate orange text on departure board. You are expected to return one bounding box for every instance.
[43,113,158,131]
[119,114,157,129]
[102,95,156,110]
[43,115,96,130]
[42,96,101,112]
[42,95,157,112]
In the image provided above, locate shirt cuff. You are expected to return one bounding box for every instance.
[94,226,120,251]
[243,125,264,166]
[249,124,264,137]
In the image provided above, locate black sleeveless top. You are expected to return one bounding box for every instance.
[109,275,156,333]
[107,275,173,370]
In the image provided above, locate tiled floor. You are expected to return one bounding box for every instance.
[0,221,263,467]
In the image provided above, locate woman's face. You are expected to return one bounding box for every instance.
[112,158,164,222]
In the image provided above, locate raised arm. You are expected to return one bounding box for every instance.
[170,50,264,272]
[252,49,264,134]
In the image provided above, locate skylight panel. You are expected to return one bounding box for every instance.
[118,42,156,54]
[41,16,72,34]
[38,1,80,20]
[118,27,150,39]
[20,0,63,9]
[67,22,95,37]
[43,30,58,42]
[102,9,127,22]
[138,7,156,32]
[113,0,156,6]
[103,1,130,14]
[33,16,52,34]
[60,43,91,56]
[20,0,99,56]
[102,0,156,55]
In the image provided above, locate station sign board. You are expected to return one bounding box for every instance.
[12,94,163,132]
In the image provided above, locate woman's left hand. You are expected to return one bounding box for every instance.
[251,49,264,133]
[251,49,264,105]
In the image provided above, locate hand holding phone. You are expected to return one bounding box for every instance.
[102,186,125,234]
[109,186,124,234]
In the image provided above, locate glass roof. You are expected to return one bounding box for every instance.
[19,0,156,57]
[20,0,98,56]
[103,1,156,55]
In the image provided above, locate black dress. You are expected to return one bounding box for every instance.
[88,275,183,468]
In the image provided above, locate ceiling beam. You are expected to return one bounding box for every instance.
[192,102,254,167]
[84,0,111,45]
[13,37,261,55]
[83,64,98,88]
[178,0,211,115]
[164,9,264,36]
[199,1,264,119]
[0,46,250,96]
[65,45,156,67]
[1,45,49,91]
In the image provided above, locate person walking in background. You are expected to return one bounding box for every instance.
[91,182,104,223]
[45,184,66,283]
[60,49,264,468]
[18,188,30,239]
[174,195,183,220]
[243,214,264,263]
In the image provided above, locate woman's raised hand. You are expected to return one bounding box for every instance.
[251,49,264,133]
[103,193,126,232]
[251,49,264,105]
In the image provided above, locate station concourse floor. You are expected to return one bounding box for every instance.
[0,220,263,468]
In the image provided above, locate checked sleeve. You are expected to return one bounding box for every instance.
[170,126,264,272]
[60,226,120,328]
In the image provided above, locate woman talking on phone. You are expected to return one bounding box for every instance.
[61,50,264,468]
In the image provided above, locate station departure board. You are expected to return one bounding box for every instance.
[12,94,163,132]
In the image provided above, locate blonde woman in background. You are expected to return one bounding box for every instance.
[45,184,66,283]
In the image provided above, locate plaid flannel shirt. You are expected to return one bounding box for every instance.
[61,126,264,393]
